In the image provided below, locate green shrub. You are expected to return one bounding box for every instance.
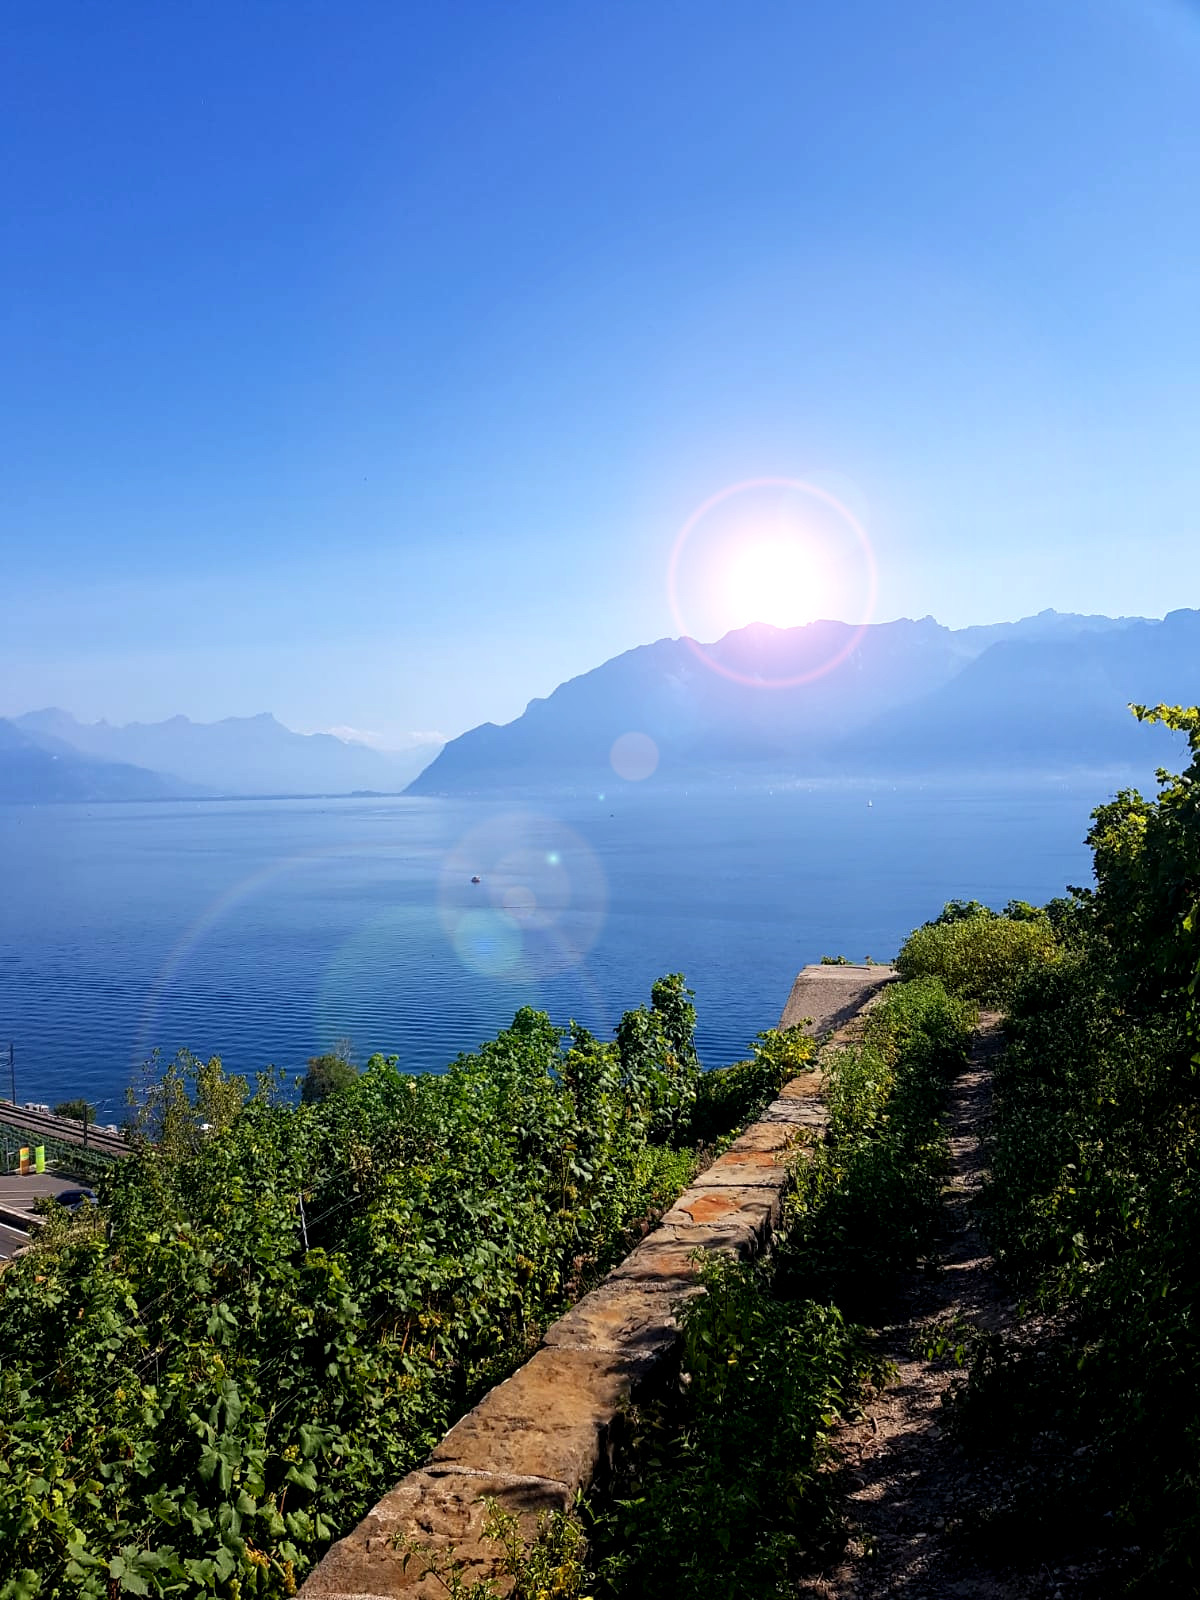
[587,1258,879,1598]
[895,906,1058,1005]
[946,707,1200,1593]
[300,1046,359,1104]
[0,980,704,1598]
[777,975,974,1312]
[687,1025,816,1145]
[52,1098,95,1125]
[614,973,702,1143]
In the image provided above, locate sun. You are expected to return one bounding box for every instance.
[720,535,826,630]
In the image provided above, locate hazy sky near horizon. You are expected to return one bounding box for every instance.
[4,0,1200,747]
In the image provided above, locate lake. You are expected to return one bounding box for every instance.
[0,779,1110,1119]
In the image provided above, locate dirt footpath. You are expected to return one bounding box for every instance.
[796,1015,1090,1600]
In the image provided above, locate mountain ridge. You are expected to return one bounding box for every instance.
[0,719,191,803]
[407,609,1194,794]
[5,710,440,802]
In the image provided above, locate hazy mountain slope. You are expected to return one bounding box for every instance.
[407,609,1185,794]
[0,719,186,802]
[15,710,436,796]
[408,616,978,792]
[841,609,1200,774]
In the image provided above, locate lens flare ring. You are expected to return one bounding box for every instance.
[610,731,659,782]
[438,810,608,982]
[666,476,878,689]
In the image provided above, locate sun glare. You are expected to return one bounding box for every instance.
[722,535,825,630]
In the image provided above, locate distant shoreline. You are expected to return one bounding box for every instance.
[0,788,417,807]
[0,766,1157,809]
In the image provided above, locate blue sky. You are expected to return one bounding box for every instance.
[3,0,1199,746]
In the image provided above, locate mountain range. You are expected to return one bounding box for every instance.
[6,608,1198,804]
[0,712,437,803]
[407,608,1200,794]
[0,718,190,803]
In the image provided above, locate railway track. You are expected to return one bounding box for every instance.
[0,1101,130,1159]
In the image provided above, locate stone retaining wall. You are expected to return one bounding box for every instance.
[302,963,895,1599]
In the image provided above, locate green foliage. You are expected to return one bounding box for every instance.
[949,705,1200,1592]
[588,1259,877,1599]
[614,974,701,1143]
[300,1045,359,1105]
[52,1098,94,1126]
[686,1025,816,1146]
[777,976,975,1312]
[125,1047,257,1160]
[0,981,704,1597]
[895,901,1059,1006]
[1081,702,1200,1016]
[586,976,970,1595]
[929,897,993,924]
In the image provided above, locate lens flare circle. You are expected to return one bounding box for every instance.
[610,731,659,782]
[438,811,607,981]
[667,476,878,689]
[452,908,524,978]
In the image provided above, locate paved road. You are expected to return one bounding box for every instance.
[0,1173,90,1204]
[0,1222,31,1260]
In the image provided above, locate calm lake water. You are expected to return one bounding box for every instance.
[0,781,1112,1119]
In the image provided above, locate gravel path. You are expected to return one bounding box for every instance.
[797,1013,1047,1600]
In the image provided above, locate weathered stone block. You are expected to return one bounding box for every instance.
[690,1147,791,1188]
[607,1218,760,1283]
[726,1121,802,1155]
[778,1073,825,1100]
[302,1468,570,1598]
[779,962,896,1034]
[762,1096,827,1129]
[427,1346,656,1489]
[661,1186,783,1233]
[542,1277,698,1356]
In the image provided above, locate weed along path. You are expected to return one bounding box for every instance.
[800,1012,1037,1600]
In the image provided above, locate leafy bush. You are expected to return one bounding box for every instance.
[895,903,1059,1005]
[948,706,1200,1592]
[686,1025,816,1146]
[587,1259,878,1599]
[614,973,702,1143]
[52,1098,94,1125]
[777,975,974,1312]
[0,982,706,1598]
[300,1045,358,1104]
